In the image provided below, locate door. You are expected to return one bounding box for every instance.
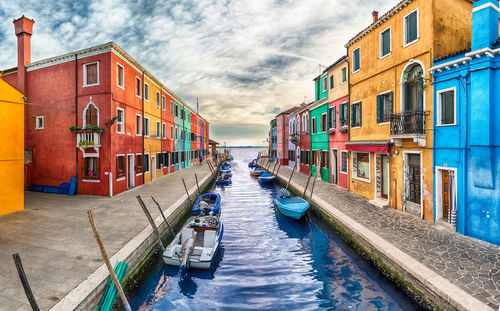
[152,157,156,180]
[407,154,421,204]
[381,155,389,199]
[442,170,449,219]
[331,149,338,184]
[127,155,134,188]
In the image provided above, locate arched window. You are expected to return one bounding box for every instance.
[83,100,99,128]
[402,64,424,112]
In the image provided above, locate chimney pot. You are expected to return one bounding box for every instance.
[13,16,34,94]
[372,10,379,23]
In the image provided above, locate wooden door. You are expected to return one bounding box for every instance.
[381,155,389,199]
[407,154,421,204]
[442,170,449,219]
[331,149,338,184]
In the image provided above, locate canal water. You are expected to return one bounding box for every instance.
[129,148,419,310]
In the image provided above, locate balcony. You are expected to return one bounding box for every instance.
[76,130,102,155]
[290,133,300,145]
[389,111,427,147]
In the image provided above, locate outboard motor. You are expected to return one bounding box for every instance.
[180,238,194,269]
[279,188,292,198]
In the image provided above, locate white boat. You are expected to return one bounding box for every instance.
[163,215,223,269]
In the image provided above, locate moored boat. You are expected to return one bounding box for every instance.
[248,159,258,167]
[216,172,232,185]
[274,188,310,220]
[258,172,275,183]
[193,193,221,216]
[250,168,265,176]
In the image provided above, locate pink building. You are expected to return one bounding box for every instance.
[276,107,300,165]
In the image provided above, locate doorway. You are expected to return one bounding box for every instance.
[381,155,389,199]
[404,152,421,215]
[436,168,457,225]
[331,149,338,185]
[127,154,134,188]
[151,156,156,180]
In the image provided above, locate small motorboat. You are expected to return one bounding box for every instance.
[248,159,258,167]
[193,193,221,216]
[163,214,223,269]
[226,155,234,161]
[221,161,231,168]
[274,188,310,220]
[250,168,265,176]
[216,172,232,185]
[258,172,275,183]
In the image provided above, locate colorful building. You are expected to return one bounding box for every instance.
[345,0,472,217]
[276,107,300,165]
[0,78,24,215]
[173,100,184,170]
[288,110,299,169]
[269,118,277,161]
[325,56,349,189]
[310,73,330,182]
[429,0,500,245]
[296,104,312,176]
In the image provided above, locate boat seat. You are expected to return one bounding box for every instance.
[181,228,194,244]
[203,230,216,248]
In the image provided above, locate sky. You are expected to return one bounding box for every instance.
[0,0,395,146]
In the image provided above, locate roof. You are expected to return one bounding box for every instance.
[276,106,301,117]
[434,47,471,62]
[209,139,219,145]
[323,55,348,74]
[345,0,474,48]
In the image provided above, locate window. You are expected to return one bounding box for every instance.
[438,88,455,125]
[83,62,99,86]
[117,63,124,88]
[311,150,318,166]
[116,108,124,134]
[163,152,169,167]
[36,116,44,129]
[380,27,391,58]
[136,154,143,174]
[170,101,174,115]
[404,9,418,46]
[175,127,178,139]
[341,67,347,83]
[300,151,305,164]
[321,114,327,132]
[144,117,150,136]
[144,154,150,173]
[156,92,160,108]
[157,153,162,169]
[403,65,424,112]
[352,47,360,73]
[136,114,142,135]
[340,151,348,174]
[116,155,125,179]
[353,152,369,180]
[85,103,98,127]
[156,121,160,138]
[329,75,334,89]
[312,117,317,134]
[351,102,361,127]
[83,157,100,179]
[175,104,178,117]
[162,123,166,138]
[322,76,328,92]
[171,126,174,139]
[144,83,149,101]
[162,96,166,110]
[328,107,336,129]
[182,110,185,120]
[136,77,141,97]
[321,151,328,168]
[377,92,393,123]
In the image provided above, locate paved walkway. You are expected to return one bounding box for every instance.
[0,162,212,311]
[264,161,500,310]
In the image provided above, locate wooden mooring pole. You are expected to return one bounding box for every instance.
[195,174,201,196]
[182,178,193,207]
[151,196,175,237]
[136,196,166,251]
[286,164,297,190]
[87,211,132,311]
[275,163,281,176]
[12,253,40,311]
[303,173,312,197]
[272,161,278,174]
[309,171,318,203]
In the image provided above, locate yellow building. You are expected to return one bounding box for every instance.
[143,76,163,183]
[345,0,472,221]
[0,78,24,215]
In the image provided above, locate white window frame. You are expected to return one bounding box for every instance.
[156,121,160,138]
[83,62,99,87]
[162,123,166,139]
[144,117,150,137]
[135,114,142,136]
[82,101,100,128]
[116,108,124,134]
[434,166,458,221]
[311,117,317,134]
[135,77,141,98]
[340,150,348,174]
[116,154,126,181]
[373,153,391,202]
[378,90,393,126]
[329,75,334,89]
[403,8,419,48]
[144,82,150,102]
[35,116,44,129]
[170,101,174,115]
[136,153,143,176]
[352,47,361,74]
[162,95,166,110]
[144,153,150,173]
[341,67,347,83]
[171,125,174,139]
[436,87,457,126]
[116,63,125,89]
[352,152,371,182]
[322,75,328,92]
[379,26,392,59]
[321,113,327,132]
[351,101,362,129]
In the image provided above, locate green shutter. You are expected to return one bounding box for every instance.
[327,108,332,129]
[332,106,336,128]
[417,79,424,111]
[339,104,344,126]
[359,102,362,127]
[388,91,393,120]
[351,104,356,127]
[403,83,410,111]
[376,95,384,123]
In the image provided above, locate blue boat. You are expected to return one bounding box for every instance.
[250,167,265,176]
[274,189,309,220]
[193,193,221,216]
[258,172,275,183]
[248,159,258,167]
[216,173,232,185]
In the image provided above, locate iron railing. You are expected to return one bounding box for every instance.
[389,111,426,135]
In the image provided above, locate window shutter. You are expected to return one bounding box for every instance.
[351,104,356,127]
[376,95,384,123]
[327,108,332,129]
[403,83,410,111]
[409,12,417,42]
[116,157,119,177]
[332,106,336,128]
[339,104,344,126]
[417,79,424,111]
[359,102,362,127]
[388,91,393,118]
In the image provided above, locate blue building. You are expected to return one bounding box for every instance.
[270,119,277,162]
[430,0,500,245]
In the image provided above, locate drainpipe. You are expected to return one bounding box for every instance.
[142,72,145,185]
[74,53,78,194]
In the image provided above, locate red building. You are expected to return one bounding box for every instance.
[275,107,300,165]
[2,16,185,196]
[296,103,312,175]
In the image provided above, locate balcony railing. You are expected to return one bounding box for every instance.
[389,111,426,136]
[76,130,101,150]
[290,133,300,145]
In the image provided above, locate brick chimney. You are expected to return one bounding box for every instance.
[13,15,34,94]
[372,11,379,23]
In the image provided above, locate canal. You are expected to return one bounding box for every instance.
[129,148,419,310]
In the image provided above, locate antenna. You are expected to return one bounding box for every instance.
[196,97,199,114]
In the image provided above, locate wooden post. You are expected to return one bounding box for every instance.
[207,160,214,175]
[151,196,175,237]
[286,164,297,190]
[303,173,312,197]
[87,211,132,311]
[136,196,166,251]
[195,174,201,196]
[275,163,281,176]
[12,253,40,311]
[309,171,317,203]
[272,161,278,174]
[182,178,193,207]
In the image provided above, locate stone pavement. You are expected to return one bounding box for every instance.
[0,162,212,311]
[266,161,500,310]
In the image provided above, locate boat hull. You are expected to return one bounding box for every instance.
[274,197,310,220]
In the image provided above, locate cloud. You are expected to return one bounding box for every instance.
[0,0,396,145]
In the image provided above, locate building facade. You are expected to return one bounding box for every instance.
[296,104,312,176]
[288,112,299,169]
[311,74,330,182]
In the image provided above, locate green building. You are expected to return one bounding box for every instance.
[310,73,330,182]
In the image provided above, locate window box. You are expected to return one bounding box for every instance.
[339,128,348,133]
[328,129,335,134]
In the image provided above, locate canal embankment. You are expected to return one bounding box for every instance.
[258,159,499,311]
[0,160,217,311]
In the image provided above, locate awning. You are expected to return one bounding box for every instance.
[345,141,390,153]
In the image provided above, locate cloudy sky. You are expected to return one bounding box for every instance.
[0,0,395,146]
